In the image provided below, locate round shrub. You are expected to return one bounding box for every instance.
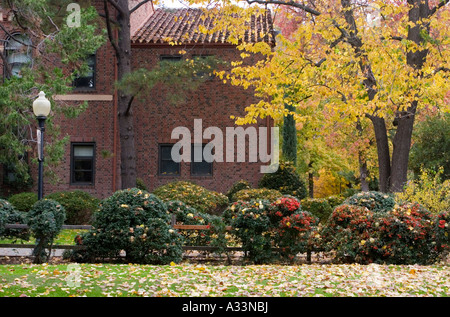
[153,181,228,215]
[229,199,274,264]
[267,195,301,225]
[225,180,251,201]
[8,192,38,212]
[322,202,442,264]
[258,161,307,200]
[276,210,319,262]
[231,188,282,203]
[300,198,333,223]
[343,191,396,213]
[26,199,66,263]
[0,199,30,241]
[166,200,213,246]
[222,200,251,225]
[73,188,183,264]
[45,190,100,225]
[326,195,345,209]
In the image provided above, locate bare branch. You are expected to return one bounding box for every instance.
[130,0,154,14]
[103,0,120,57]
[430,0,450,16]
[245,0,321,16]
[106,0,126,16]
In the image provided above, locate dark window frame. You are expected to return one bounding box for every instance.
[73,53,96,90]
[159,55,183,63]
[158,143,181,177]
[70,142,96,185]
[191,143,213,177]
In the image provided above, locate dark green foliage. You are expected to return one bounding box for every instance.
[117,55,226,106]
[343,191,396,213]
[72,188,183,264]
[326,195,346,209]
[0,3,106,191]
[0,199,30,241]
[322,202,447,264]
[26,199,66,263]
[300,198,333,223]
[45,190,100,225]
[258,161,308,199]
[230,200,273,264]
[8,192,38,212]
[225,180,251,201]
[166,200,213,246]
[282,103,297,165]
[410,113,450,180]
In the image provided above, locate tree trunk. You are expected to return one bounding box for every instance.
[368,116,391,193]
[389,0,429,192]
[390,105,417,192]
[109,1,137,189]
[358,154,369,192]
[308,162,314,198]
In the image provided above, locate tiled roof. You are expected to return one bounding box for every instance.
[131,8,275,46]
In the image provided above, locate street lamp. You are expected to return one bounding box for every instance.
[32,91,51,200]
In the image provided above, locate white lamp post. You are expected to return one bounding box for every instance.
[32,91,51,200]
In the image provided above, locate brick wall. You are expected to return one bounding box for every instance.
[131,44,273,194]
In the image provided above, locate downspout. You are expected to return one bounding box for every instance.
[112,29,119,193]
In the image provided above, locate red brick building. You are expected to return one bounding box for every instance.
[1,3,275,199]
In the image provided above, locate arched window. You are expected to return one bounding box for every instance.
[4,33,32,78]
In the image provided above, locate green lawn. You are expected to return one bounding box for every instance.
[0,262,448,297]
[0,229,86,245]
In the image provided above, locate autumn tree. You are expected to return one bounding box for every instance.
[194,0,449,193]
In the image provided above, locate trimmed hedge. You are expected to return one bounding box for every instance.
[153,181,228,215]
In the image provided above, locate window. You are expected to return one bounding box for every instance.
[73,54,96,89]
[191,144,213,176]
[160,55,182,63]
[159,144,180,176]
[4,33,32,78]
[71,143,95,185]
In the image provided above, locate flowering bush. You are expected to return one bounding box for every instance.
[166,200,213,246]
[267,195,301,225]
[344,191,396,213]
[230,188,282,203]
[71,188,183,264]
[0,199,30,241]
[323,202,446,264]
[153,181,228,215]
[433,210,450,255]
[229,199,274,264]
[26,199,66,263]
[276,210,319,262]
